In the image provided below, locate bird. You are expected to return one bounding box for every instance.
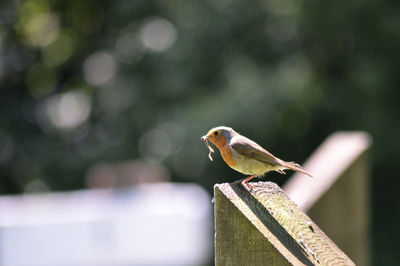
[201,126,312,188]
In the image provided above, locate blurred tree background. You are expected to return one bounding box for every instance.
[0,0,399,264]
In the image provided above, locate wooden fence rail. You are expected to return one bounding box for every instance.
[214,182,355,266]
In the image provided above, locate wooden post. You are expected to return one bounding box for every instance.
[283,132,371,266]
[214,182,355,266]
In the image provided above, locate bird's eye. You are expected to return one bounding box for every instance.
[214,131,219,136]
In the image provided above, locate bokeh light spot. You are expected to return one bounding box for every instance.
[43,30,76,66]
[18,11,60,47]
[45,91,91,130]
[139,18,177,52]
[83,52,116,86]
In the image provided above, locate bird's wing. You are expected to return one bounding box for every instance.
[231,137,282,166]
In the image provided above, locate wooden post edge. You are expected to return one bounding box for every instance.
[214,181,355,266]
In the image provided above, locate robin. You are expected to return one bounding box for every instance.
[201,126,312,188]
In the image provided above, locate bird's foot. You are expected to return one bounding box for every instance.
[243,179,255,189]
[235,175,256,189]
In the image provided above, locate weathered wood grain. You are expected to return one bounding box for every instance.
[214,181,355,266]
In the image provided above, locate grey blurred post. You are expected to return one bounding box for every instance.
[284,131,371,266]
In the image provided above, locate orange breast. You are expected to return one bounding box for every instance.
[209,136,237,168]
[219,145,236,168]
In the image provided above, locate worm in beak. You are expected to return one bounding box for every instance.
[201,135,214,161]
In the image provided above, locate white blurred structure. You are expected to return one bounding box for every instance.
[0,183,212,266]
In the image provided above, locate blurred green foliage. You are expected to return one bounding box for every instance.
[0,0,399,264]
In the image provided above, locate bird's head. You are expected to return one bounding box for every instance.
[201,126,236,148]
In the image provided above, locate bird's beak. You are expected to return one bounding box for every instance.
[201,135,208,142]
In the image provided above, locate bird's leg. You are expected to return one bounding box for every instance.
[242,175,256,189]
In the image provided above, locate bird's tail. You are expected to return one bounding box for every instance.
[283,161,313,177]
